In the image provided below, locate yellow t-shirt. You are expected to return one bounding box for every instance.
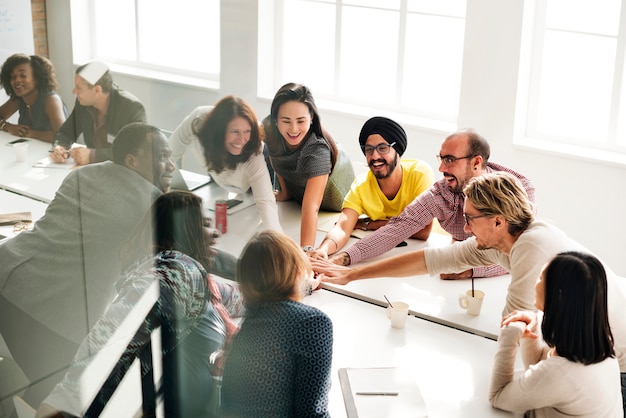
[342,159,434,220]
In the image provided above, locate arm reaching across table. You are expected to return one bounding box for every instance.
[312,248,429,285]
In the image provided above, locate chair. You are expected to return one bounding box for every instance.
[12,396,36,418]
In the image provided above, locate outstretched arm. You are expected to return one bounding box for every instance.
[313,248,428,285]
[300,174,328,248]
[311,208,359,259]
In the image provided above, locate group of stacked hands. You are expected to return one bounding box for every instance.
[1,54,625,417]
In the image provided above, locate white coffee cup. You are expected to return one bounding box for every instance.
[458,290,485,316]
[386,301,409,329]
[13,141,29,162]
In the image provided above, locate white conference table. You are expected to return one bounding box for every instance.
[305,288,515,417]
[319,234,512,340]
[1,161,516,416]
[196,181,511,340]
[0,132,73,203]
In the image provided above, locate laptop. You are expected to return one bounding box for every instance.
[170,167,211,191]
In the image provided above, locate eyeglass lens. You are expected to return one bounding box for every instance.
[364,142,395,155]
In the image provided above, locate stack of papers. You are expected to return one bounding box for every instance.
[0,211,32,225]
[33,157,75,169]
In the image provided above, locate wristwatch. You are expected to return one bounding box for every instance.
[360,218,371,231]
[302,246,314,253]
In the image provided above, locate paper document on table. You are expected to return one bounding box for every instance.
[316,214,340,232]
[338,367,428,418]
[33,157,75,169]
[316,214,375,239]
[0,212,32,225]
[349,229,374,239]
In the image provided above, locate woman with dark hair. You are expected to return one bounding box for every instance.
[490,251,623,417]
[39,191,244,418]
[263,83,354,251]
[169,96,281,231]
[220,230,332,417]
[0,53,68,142]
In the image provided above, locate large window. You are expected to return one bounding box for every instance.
[521,0,626,153]
[258,0,467,125]
[70,0,220,84]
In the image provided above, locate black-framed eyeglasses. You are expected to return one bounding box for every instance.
[436,154,475,167]
[464,213,489,225]
[362,142,396,156]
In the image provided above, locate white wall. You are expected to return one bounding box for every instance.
[47,0,626,276]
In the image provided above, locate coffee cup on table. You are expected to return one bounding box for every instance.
[13,141,29,162]
[458,290,485,316]
[386,301,409,329]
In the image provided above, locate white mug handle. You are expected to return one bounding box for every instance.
[458,295,469,309]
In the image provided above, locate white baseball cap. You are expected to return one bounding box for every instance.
[78,61,109,85]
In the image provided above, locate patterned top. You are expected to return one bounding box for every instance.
[43,250,244,417]
[221,300,333,417]
[345,162,536,278]
[270,133,355,211]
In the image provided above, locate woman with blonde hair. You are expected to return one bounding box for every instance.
[220,230,332,417]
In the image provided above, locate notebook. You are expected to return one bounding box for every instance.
[338,367,428,418]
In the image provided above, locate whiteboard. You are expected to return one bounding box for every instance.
[0,0,34,109]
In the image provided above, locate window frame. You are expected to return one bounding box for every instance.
[70,0,221,90]
[519,0,626,156]
[257,0,467,129]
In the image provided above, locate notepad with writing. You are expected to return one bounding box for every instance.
[338,367,428,418]
[32,157,75,169]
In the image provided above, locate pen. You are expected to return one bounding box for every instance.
[49,149,70,158]
[355,392,399,396]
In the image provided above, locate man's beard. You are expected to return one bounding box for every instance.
[371,155,398,180]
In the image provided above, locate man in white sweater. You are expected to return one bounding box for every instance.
[313,172,626,407]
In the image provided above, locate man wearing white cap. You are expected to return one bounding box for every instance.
[50,61,147,165]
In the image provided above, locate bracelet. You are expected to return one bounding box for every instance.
[302,245,314,253]
[324,237,338,252]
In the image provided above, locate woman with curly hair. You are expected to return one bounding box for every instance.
[169,95,281,231]
[0,53,68,142]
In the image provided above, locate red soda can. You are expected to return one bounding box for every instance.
[215,200,227,233]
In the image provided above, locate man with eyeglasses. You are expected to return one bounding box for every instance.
[326,129,535,280]
[310,116,434,259]
[314,172,626,412]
